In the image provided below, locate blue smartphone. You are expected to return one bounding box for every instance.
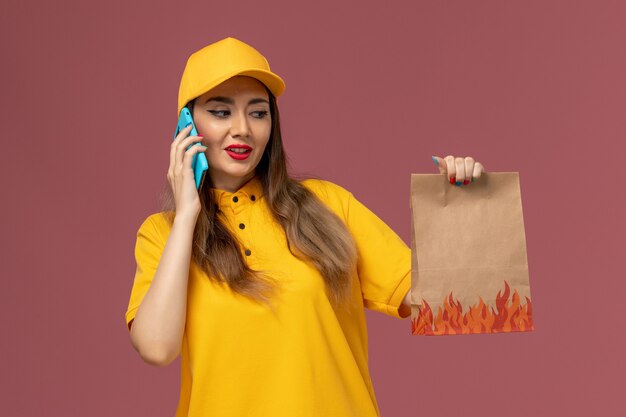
[174,107,209,189]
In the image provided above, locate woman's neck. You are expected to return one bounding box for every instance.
[210,171,256,193]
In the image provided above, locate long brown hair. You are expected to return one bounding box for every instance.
[159,85,357,312]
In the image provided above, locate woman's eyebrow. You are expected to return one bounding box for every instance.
[248,98,269,105]
[204,96,269,105]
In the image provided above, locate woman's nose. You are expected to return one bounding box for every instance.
[230,111,250,138]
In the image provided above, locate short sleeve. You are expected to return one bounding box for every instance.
[124,215,166,332]
[345,191,412,319]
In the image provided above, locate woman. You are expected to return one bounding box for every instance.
[125,37,485,417]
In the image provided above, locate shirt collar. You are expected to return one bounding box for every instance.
[211,175,264,209]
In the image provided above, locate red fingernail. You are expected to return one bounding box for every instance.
[450,177,455,184]
[463,180,469,185]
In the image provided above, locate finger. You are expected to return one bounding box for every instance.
[472,161,485,182]
[182,143,208,172]
[170,125,194,174]
[175,135,203,173]
[454,157,465,185]
[444,155,456,184]
[174,124,194,142]
[431,155,446,174]
[463,156,475,185]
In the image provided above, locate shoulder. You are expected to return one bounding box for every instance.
[299,178,354,209]
[136,211,174,241]
[300,178,353,199]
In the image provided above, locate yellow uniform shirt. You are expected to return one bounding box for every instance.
[125,176,411,417]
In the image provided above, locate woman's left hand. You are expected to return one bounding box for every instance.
[431,155,486,186]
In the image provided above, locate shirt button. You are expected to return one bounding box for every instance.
[250,195,256,201]
[244,249,251,256]
[239,223,245,229]
[232,196,239,203]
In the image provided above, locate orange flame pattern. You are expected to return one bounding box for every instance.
[411,280,534,335]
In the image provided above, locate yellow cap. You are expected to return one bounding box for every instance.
[177,37,286,116]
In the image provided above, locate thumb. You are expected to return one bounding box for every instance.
[431,155,446,174]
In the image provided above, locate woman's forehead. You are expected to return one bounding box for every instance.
[200,76,268,99]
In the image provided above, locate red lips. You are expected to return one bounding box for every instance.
[224,144,252,151]
[224,144,252,160]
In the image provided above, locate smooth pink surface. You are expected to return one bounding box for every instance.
[2,1,625,416]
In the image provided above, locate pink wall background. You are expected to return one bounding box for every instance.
[2,0,625,416]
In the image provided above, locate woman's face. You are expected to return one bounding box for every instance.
[192,76,271,192]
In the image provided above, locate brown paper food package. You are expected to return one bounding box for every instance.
[410,172,534,335]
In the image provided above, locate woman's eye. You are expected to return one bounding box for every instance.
[208,110,268,119]
[208,110,230,118]
[251,110,269,119]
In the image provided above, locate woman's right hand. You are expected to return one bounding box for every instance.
[167,124,207,219]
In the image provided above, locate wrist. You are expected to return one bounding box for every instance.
[173,210,199,226]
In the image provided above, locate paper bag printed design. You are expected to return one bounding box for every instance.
[410,172,534,335]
